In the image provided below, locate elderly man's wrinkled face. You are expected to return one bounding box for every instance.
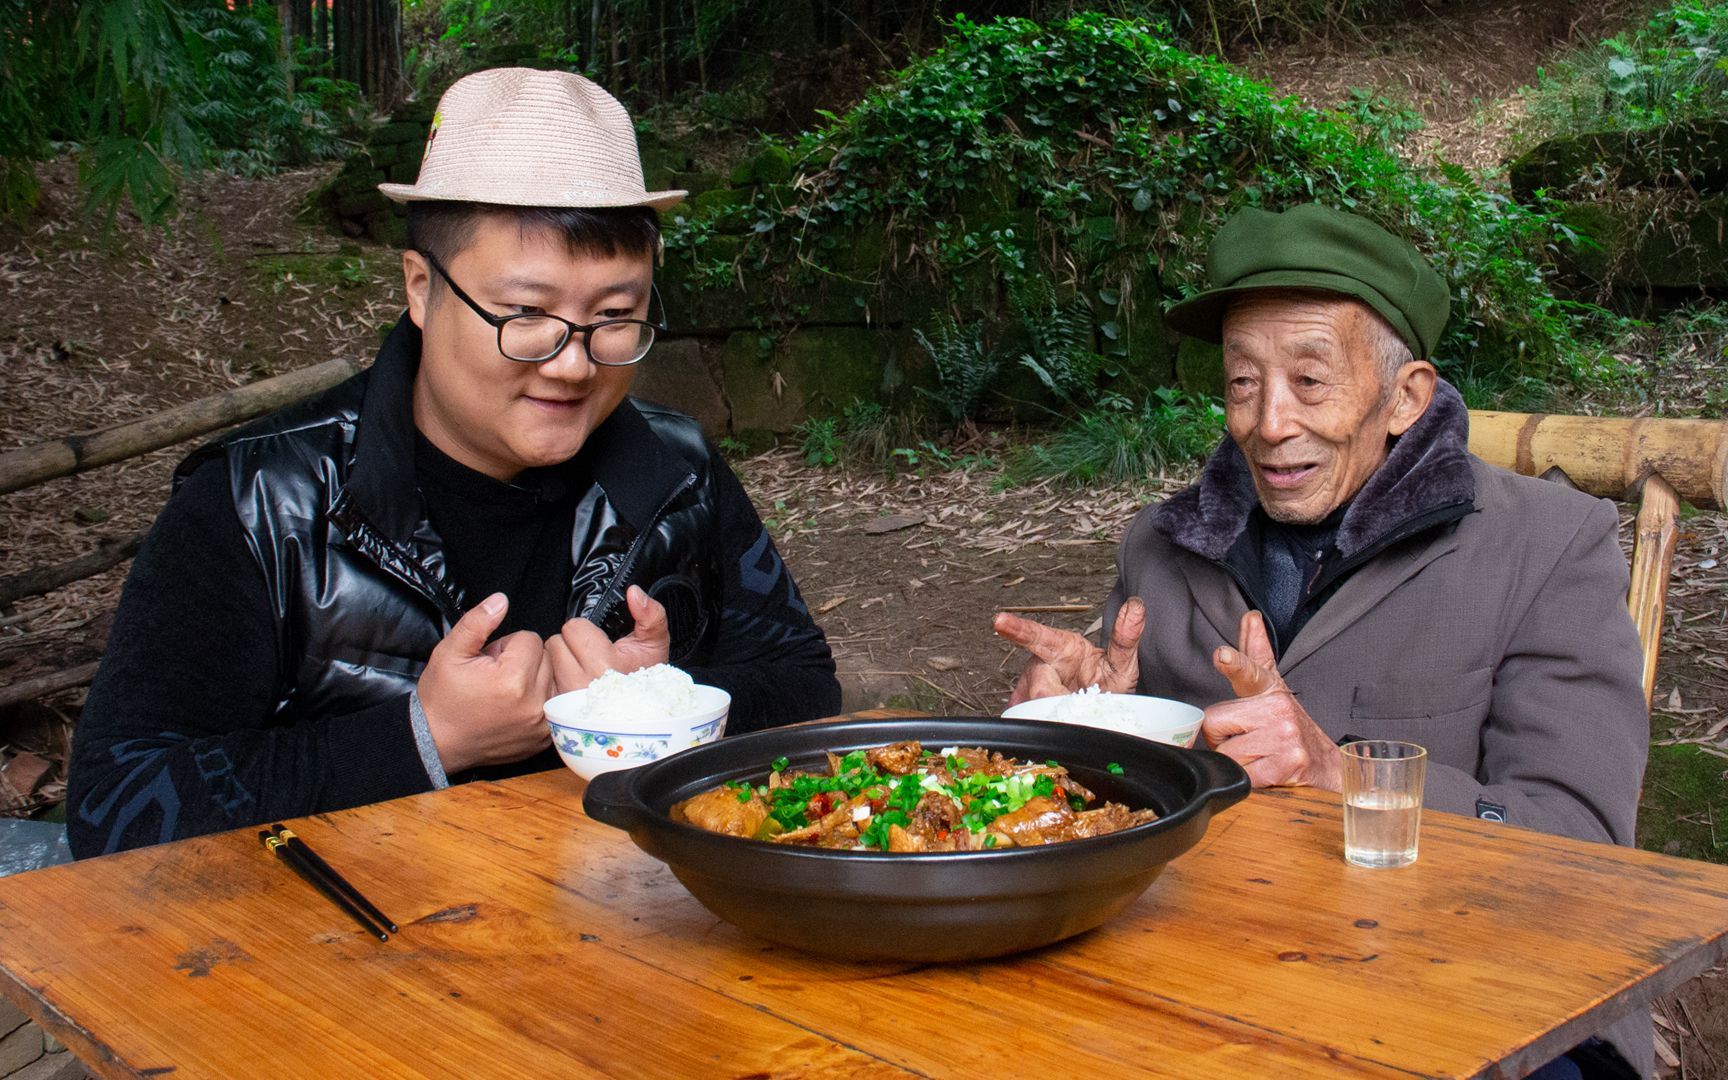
[1221,293,1435,524]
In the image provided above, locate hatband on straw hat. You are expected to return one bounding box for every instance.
[380,68,685,211]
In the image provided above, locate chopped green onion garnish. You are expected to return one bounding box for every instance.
[1107,762,1125,775]
[771,756,789,773]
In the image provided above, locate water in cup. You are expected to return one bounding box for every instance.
[1344,789,1421,869]
[1339,740,1426,869]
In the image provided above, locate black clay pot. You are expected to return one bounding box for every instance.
[582,716,1249,962]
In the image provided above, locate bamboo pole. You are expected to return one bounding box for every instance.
[0,663,100,711]
[1468,411,1728,510]
[0,358,360,496]
[1629,473,1681,711]
[0,532,145,608]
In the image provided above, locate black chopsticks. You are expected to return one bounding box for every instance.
[259,823,397,942]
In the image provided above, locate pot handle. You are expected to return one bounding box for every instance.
[581,769,640,830]
[1192,749,1252,810]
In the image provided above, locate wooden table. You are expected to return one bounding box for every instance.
[2,765,1727,1079]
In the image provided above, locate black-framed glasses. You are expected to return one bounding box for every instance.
[420,250,665,365]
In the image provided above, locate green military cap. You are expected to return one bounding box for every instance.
[1163,203,1449,359]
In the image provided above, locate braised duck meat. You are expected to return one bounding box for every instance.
[670,742,1156,852]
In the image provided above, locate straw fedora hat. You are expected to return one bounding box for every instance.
[379,68,686,211]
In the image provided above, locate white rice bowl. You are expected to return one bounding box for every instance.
[546,665,730,780]
[1002,686,1203,747]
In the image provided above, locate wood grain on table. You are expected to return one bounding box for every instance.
[0,763,1725,1079]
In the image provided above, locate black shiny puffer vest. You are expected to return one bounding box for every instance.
[173,320,722,726]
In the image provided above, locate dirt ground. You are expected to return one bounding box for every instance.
[4,0,1728,1072]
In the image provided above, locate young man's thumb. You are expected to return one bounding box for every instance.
[441,593,509,659]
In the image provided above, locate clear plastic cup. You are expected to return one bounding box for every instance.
[1341,740,1427,869]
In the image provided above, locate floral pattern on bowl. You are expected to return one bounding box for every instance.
[545,682,732,780]
[552,725,674,762]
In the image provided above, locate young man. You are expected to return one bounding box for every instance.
[68,69,840,856]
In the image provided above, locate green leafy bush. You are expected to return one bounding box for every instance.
[670,14,1586,408]
[1521,1,1728,138]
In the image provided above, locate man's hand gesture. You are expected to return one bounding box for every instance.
[993,598,1145,706]
[545,585,672,693]
[1202,610,1342,791]
[417,593,555,775]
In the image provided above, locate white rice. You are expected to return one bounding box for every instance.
[581,664,698,724]
[1042,685,1145,733]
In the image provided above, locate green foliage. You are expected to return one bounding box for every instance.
[1010,278,1110,407]
[795,415,841,467]
[1639,743,1728,862]
[0,1,362,227]
[181,7,367,176]
[1522,1,1728,137]
[796,400,935,470]
[1340,87,1424,152]
[670,14,1587,396]
[913,314,1002,422]
[1006,388,1223,486]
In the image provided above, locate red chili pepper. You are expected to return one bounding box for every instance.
[936,829,951,841]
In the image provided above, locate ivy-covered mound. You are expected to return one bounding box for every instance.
[1510,1,1728,293]
[662,13,1579,422]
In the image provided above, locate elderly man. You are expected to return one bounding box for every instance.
[68,69,839,856]
[996,204,1648,1079]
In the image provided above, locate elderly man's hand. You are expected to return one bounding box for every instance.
[993,598,1145,706]
[1202,611,1342,791]
[545,585,672,693]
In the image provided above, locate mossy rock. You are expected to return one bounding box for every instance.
[723,327,893,432]
[1551,194,1728,289]
[693,187,753,216]
[1106,310,1176,392]
[835,222,887,273]
[335,189,391,218]
[751,145,795,185]
[1175,336,1224,399]
[657,256,753,332]
[327,165,386,198]
[669,170,727,199]
[1508,120,1728,202]
[639,139,694,191]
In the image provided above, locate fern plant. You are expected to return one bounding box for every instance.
[913,313,1002,422]
[1010,278,1107,407]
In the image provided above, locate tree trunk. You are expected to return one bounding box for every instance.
[608,2,620,79]
[693,0,706,91]
[589,0,602,76]
[277,0,295,95]
[316,0,329,67]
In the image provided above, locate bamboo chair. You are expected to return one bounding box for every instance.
[1468,411,1728,709]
